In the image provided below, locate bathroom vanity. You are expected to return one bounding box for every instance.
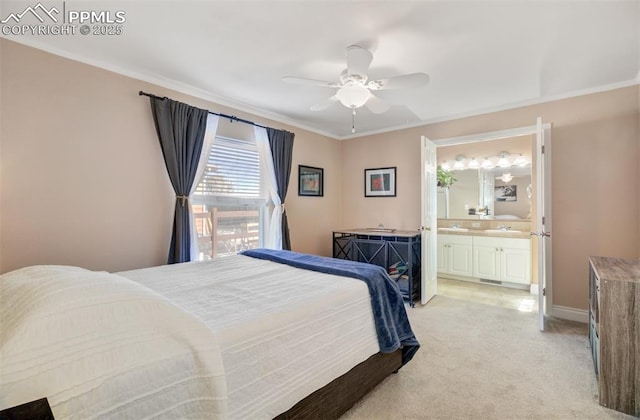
[436,223,532,288]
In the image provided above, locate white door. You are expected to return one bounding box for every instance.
[421,136,437,304]
[535,117,552,331]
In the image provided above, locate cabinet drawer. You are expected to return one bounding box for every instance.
[473,236,531,250]
[438,234,472,245]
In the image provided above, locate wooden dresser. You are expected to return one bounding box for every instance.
[588,256,640,417]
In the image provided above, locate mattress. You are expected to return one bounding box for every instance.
[0,265,228,419]
[118,254,380,419]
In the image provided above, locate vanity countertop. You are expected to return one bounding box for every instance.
[437,228,531,239]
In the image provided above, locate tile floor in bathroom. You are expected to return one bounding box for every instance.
[437,277,538,313]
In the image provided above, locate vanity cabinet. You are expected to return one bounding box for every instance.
[437,234,473,277]
[588,256,639,417]
[472,236,531,284]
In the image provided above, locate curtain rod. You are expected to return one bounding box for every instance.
[139,90,279,131]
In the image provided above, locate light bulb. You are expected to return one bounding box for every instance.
[481,158,494,169]
[514,154,528,167]
[468,158,479,169]
[497,155,511,168]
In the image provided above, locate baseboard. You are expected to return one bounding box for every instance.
[530,284,538,295]
[552,305,588,323]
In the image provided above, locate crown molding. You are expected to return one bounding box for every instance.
[0,36,341,140]
[3,35,638,142]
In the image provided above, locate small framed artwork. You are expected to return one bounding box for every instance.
[495,185,517,202]
[298,165,324,197]
[364,167,396,197]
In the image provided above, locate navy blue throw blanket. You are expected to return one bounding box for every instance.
[240,248,420,366]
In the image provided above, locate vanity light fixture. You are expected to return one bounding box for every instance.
[453,156,465,170]
[497,152,511,168]
[514,154,528,167]
[439,152,529,172]
[481,158,494,169]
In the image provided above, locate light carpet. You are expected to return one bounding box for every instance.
[342,295,635,420]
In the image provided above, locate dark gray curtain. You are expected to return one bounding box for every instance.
[266,128,295,250]
[149,97,208,264]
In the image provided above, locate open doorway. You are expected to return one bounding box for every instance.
[424,121,552,329]
[436,134,537,313]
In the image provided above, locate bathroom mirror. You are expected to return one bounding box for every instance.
[437,167,532,220]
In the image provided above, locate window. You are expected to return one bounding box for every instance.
[192,136,265,259]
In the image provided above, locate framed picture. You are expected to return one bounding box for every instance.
[298,165,323,197]
[364,167,396,197]
[495,185,517,202]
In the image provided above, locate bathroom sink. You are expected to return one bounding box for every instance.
[484,229,522,234]
[438,227,469,232]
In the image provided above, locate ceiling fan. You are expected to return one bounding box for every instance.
[282,45,429,132]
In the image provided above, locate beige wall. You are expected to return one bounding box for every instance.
[341,135,422,231]
[342,86,639,310]
[0,39,342,273]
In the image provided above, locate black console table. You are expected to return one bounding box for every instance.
[333,229,421,306]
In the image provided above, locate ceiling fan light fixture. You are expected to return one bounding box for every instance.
[500,172,514,183]
[335,84,371,108]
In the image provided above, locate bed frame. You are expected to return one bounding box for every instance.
[0,351,402,420]
[275,349,403,419]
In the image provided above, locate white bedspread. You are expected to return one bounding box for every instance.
[119,255,379,419]
[0,265,228,419]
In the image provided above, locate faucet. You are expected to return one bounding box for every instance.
[451,223,461,229]
[497,224,511,231]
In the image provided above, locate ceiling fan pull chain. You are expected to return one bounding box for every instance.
[352,108,356,133]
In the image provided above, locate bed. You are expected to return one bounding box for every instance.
[0,249,419,419]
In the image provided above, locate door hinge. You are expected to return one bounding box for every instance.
[541,145,545,154]
[542,287,546,296]
[542,216,545,225]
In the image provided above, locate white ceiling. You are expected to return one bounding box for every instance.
[2,1,639,139]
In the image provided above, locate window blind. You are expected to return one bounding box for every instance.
[194,136,260,200]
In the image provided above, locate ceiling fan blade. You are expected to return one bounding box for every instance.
[368,73,430,90]
[282,76,338,88]
[346,45,373,76]
[365,94,390,114]
[310,96,339,111]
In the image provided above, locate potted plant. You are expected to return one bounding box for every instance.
[437,166,457,188]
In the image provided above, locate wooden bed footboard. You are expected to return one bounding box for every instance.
[275,349,403,420]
